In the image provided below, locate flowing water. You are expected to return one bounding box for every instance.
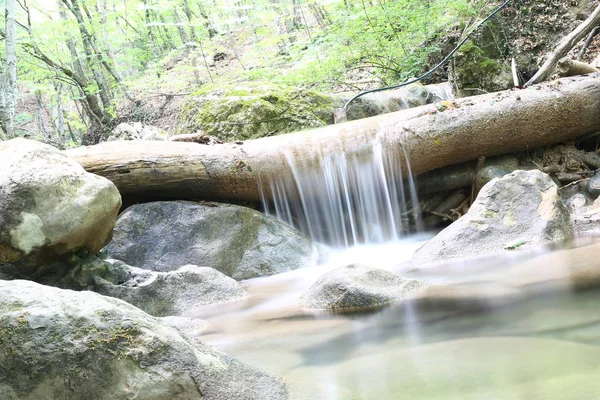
[204,94,600,399]
[261,134,421,247]
[194,238,600,400]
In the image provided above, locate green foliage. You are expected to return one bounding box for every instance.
[2,0,493,147]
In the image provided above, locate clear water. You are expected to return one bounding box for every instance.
[192,237,600,400]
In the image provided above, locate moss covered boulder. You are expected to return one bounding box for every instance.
[102,201,313,280]
[449,42,512,97]
[175,82,339,141]
[0,279,288,399]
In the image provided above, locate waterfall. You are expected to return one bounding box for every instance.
[257,82,456,247]
[260,133,422,247]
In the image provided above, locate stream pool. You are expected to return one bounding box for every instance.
[193,236,600,400]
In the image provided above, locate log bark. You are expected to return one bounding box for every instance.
[65,73,600,203]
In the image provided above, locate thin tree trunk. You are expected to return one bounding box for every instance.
[35,90,47,135]
[526,4,600,86]
[4,0,17,138]
[54,82,66,142]
[65,73,600,203]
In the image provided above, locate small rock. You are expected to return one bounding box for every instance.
[586,173,600,198]
[299,264,426,311]
[107,122,167,141]
[566,193,588,211]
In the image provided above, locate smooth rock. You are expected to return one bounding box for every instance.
[0,139,121,267]
[103,201,312,280]
[411,170,573,267]
[100,262,248,317]
[586,173,600,198]
[0,279,288,400]
[566,193,588,211]
[300,264,426,311]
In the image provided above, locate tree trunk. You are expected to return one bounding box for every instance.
[65,74,600,203]
[4,0,17,138]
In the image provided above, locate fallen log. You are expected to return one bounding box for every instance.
[65,73,600,203]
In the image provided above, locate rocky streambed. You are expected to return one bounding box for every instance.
[3,137,600,399]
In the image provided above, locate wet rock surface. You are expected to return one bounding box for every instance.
[300,264,426,311]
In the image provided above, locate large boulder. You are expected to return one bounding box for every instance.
[100,262,248,317]
[103,201,312,280]
[411,170,573,267]
[0,139,121,270]
[175,82,338,141]
[300,264,426,311]
[0,280,288,400]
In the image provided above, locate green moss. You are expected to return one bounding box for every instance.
[175,82,338,141]
[452,42,512,96]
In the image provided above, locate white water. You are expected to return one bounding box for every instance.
[261,134,422,247]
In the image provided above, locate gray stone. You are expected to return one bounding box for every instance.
[475,155,520,192]
[0,139,121,268]
[0,279,288,400]
[586,173,600,198]
[100,261,248,317]
[411,170,573,267]
[103,201,312,280]
[299,264,426,311]
[107,122,168,141]
[566,193,588,211]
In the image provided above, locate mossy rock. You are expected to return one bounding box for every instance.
[450,41,513,97]
[176,82,340,141]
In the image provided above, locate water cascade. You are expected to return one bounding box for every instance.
[260,133,423,247]
[258,83,454,247]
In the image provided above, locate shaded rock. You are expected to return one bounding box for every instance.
[176,82,337,141]
[344,82,453,121]
[586,173,600,198]
[449,42,512,97]
[0,279,288,400]
[0,139,121,269]
[411,170,573,267]
[300,264,426,311]
[107,122,168,141]
[103,201,312,280]
[100,262,248,317]
[475,155,520,192]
